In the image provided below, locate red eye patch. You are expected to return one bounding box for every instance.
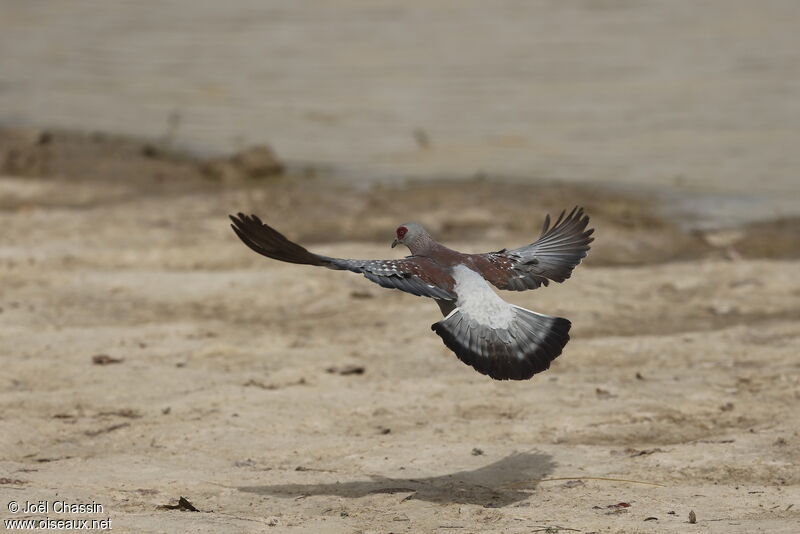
[396,226,408,238]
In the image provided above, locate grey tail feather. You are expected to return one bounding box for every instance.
[431,305,570,380]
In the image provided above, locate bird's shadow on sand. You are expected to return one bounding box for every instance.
[239,451,555,507]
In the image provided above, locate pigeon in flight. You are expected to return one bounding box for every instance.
[229,208,593,380]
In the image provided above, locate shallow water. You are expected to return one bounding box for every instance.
[1,1,798,225]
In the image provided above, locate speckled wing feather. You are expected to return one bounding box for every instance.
[475,206,594,291]
[229,213,456,300]
[325,256,456,299]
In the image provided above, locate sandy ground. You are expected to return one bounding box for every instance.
[0,131,799,533]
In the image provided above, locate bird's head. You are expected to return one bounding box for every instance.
[391,222,427,251]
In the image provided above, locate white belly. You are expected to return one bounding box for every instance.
[451,264,515,329]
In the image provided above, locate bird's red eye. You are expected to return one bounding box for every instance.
[396,226,408,238]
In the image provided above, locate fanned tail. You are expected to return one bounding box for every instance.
[431,305,570,380]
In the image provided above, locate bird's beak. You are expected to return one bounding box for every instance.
[391,238,399,248]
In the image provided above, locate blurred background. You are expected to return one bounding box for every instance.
[2,0,799,227]
[2,3,799,533]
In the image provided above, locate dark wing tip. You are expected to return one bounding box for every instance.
[229,212,324,266]
[541,213,552,234]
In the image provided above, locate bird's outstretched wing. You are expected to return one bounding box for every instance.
[230,213,456,300]
[472,207,594,291]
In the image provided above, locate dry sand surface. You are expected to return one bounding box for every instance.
[1,130,799,533]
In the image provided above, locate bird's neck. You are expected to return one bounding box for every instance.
[408,234,446,256]
[406,234,431,255]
